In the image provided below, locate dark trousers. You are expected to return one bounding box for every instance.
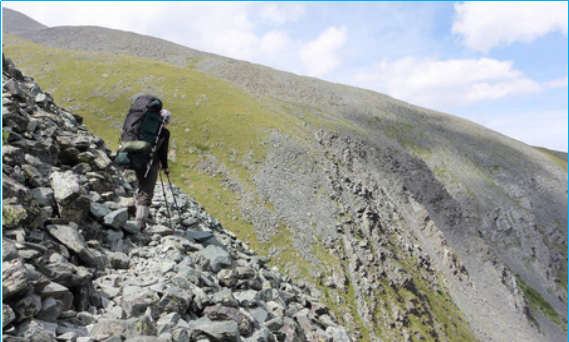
[135,161,160,207]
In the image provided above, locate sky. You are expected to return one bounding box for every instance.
[3,1,568,152]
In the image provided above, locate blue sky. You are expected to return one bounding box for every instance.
[3,1,568,152]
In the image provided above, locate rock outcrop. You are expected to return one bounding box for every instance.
[1,56,353,342]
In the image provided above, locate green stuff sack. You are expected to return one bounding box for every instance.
[121,140,151,153]
[116,151,148,169]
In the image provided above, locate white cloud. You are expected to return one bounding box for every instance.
[545,77,568,89]
[259,3,304,25]
[300,26,347,77]
[452,1,568,53]
[4,2,268,61]
[260,30,291,55]
[352,57,542,110]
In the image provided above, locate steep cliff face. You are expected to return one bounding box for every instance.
[244,128,566,342]
[1,57,354,342]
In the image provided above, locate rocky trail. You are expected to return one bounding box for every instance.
[1,56,353,342]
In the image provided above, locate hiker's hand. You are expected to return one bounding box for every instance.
[164,167,170,175]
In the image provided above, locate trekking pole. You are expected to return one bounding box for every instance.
[159,169,173,229]
[166,173,182,218]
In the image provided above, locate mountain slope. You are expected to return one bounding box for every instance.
[2,7,48,34]
[3,11,567,342]
[2,55,354,342]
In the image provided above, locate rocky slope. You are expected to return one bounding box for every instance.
[2,8,568,342]
[2,56,354,342]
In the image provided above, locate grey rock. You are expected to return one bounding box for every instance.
[40,282,69,297]
[32,187,55,207]
[188,284,211,313]
[325,327,352,342]
[12,293,42,322]
[104,208,129,229]
[91,149,112,170]
[77,312,97,325]
[156,286,192,315]
[247,327,272,342]
[21,164,49,187]
[49,171,90,223]
[258,288,280,303]
[108,251,130,269]
[106,228,125,251]
[36,297,62,322]
[146,224,174,237]
[89,202,112,220]
[265,301,285,317]
[15,318,57,340]
[157,312,180,333]
[187,231,214,243]
[77,338,95,342]
[294,309,321,334]
[90,315,157,341]
[275,317,305,342]
[204,305,255,336]
[1,258,29,300]
[248,307,269,325]
[191,317,241,342]
[2,304,16,328]
[2,238,20,262]
[198,245,232,273]
[234,266,256,280]
[36,261,92,288]
[123,220,143,235]
[117,291,160,318]
[234,290,259,308]
[2,175,42,229]
[171,328,191,342]
[46,224,108,269]
[210,288,239,308]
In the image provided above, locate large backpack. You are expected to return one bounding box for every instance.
[116,95,164,172]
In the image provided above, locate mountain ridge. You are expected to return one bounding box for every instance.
[2,8,567,342]
[1,7,48,34]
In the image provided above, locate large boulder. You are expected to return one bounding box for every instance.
[46,224,109,269]
[197,245,232,273]
[49,171,90,223]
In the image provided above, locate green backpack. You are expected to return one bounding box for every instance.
[116,95,164,173]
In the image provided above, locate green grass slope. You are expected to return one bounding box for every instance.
[3,34,309,250]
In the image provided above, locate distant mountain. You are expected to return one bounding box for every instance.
[2,7,48,34]
[3,8,567,342]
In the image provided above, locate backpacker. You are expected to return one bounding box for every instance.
[116,95,164,174]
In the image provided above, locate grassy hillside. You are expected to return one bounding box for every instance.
[3,34,305,249]
[4,34,348,310]
[3,35,486,342]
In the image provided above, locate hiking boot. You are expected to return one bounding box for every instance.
[136,205,155,225]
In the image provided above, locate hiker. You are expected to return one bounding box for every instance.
[135,108,172,225]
